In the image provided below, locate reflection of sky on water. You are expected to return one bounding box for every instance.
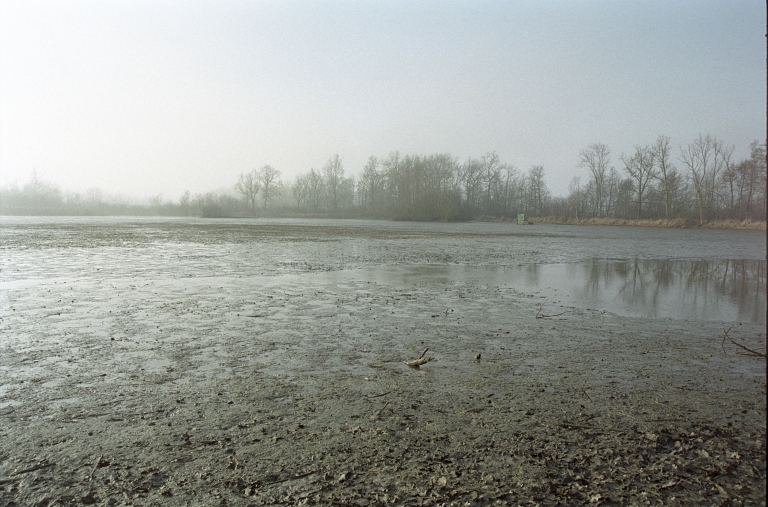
[350,259,766,324]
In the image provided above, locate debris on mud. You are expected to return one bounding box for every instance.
[404,348,435,368]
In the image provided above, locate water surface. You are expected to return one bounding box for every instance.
[345,259,766,324]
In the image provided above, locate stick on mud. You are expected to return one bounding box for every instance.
[404,348,434,368]
[721,328,766,358]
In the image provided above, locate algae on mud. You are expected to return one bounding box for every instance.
[0,218,765,506]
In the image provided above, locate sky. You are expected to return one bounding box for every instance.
[0,0,765,200]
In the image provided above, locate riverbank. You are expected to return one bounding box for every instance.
[523,216,767,230]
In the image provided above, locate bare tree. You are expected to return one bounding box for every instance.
[604,167,621,217]
[738,141,766,219]
[323,154,345,212]
[481,151,501,212]
[359,156,383,209]
[578,143,611,217]
[621,145,656,218]
[679,134,733,224]
[235,170,261,211]
[257,165,280,209]
[179,190,191,216]
[651,135,676,218]
[292,174,309,210]
[568,176,584,219]
[307,168,324,211]
[527,166,548,216]
[461,157,484,212]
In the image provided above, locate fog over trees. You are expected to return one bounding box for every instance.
[2,136,765,224]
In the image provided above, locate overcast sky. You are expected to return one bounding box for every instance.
[0,0,765,200]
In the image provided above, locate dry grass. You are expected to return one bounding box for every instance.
[533,216,766,230]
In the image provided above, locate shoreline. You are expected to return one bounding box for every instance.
[479,215,767,231]
[1,268,765,506]
[4,210,766,231]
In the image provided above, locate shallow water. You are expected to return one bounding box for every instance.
[1,217,765,328]
[338,259,766,324]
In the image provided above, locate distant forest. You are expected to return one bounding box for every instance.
[1,135,765,225]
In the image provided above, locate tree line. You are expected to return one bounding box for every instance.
[1,134,764,223]
[562,135,766,223]
[228,134,765,223]
[230,152,552,221]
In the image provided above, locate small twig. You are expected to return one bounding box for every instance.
[364,391,391,399]
[375,402,389,418]
[722,328,766,358]
[89,454,103,481]
[11,462,55,476]
[0,477,20,486]
[405,348,434,368]
[580,387,592,402]
[535,301,569,319]
[536,311,570,319]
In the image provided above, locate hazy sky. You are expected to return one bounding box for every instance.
[1,0,765,200]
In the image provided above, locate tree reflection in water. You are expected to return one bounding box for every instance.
[579,259,766,324]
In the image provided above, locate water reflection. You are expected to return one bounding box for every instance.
[348,259,766,324]
[572,259,765,324]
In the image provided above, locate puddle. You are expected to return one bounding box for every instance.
[341,259,766,324]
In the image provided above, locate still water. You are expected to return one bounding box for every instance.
[1,217,765,324]
[349,258,766,324]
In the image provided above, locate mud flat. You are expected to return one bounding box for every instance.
[0,218,765,506]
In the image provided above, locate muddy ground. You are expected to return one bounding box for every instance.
[1,219,765,506]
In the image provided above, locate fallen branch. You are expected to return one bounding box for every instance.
[364,391,391,399]
[11,462,55,476]
[404,348,434,368]
[721,328,766,358]
[535,302,570,319]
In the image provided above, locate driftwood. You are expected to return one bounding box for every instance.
[404,348,434,368]
[721,328,766,358]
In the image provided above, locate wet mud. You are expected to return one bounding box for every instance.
[1,218,765,506]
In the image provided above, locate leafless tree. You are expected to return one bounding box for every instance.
[359,156,383,209]
[651,135,676,218]
[578,143,611,217]
[323,154,345,211]
[257,165,280,209]
[292,174,309,210]
[307,168,324,210]
[568,176,584,219]
[679,134,733,224]
[481,151,501,212]
[621,145,656,218]
[235,170,261,211]
[527,165,548,216]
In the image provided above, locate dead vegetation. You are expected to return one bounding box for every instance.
[533,216,767,230]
